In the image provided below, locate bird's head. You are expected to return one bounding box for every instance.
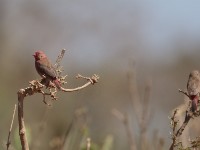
[33,51,46,60]
[190,70,200,77]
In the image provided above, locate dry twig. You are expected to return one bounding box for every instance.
[169,109,179,150]
[6,104,17,150]
[169,89,198,150]
[17,49,99,150]
[189,136,200,149]
[178,89,189,98]
[176,89,195,137]
[18,89,30,150]
[54,49,66,70]
[60,74,99,92]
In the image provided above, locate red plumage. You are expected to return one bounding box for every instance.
[33,51,61,90]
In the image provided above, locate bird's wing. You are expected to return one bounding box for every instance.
[36,60,57,79]
[187,77,200,95]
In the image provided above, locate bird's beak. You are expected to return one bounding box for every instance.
[33,54,36,58]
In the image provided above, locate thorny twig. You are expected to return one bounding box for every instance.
[169,89,199,150]
[29,80,56,106]
[178,89,189,98]
[169,109,179,150]
[54,49,66,76]
[17,49,99,150]
[6,104,17,150]
[176,110,193,137]
[189,136,200,149]
[176,89,196,137]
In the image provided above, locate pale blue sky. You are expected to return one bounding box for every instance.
[4,0,200,66]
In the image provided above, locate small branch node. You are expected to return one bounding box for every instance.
[76,74,99,84]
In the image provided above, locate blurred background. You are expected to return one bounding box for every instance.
[1,0,200,150]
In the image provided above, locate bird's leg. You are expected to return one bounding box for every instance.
[40,78,50,89]
[48,81,56,89]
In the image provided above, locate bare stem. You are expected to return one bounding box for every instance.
[6,104,17,150]
[169,89,195,150]
[61,74,99,92]
[18,89,29,150]
[86,138,91,150]
[176,111,193,137]
[54,49,66,69]
[169,109,178,150]
[176,89,194,137]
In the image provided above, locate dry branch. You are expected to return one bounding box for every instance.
[178,89,189,98]
[6,104,17,150]
[18,89,30,150]
[169,110,194,150]
[169,89,199,150]
[61,74,99,92]
[17,49,99,150]
[169,109,179,150]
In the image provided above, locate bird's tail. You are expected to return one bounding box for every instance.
[192,96,198,112]
[53,79,61,90]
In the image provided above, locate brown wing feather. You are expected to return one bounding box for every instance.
[35,58,57,80]
[187,76,200,96]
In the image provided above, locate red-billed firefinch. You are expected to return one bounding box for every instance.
[33,51,61,90]
[187,70,200,112]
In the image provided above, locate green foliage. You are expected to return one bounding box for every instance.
[101,135,113,150]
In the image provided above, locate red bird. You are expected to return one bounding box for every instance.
[187,70,200,112]
[33,51,61,90]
